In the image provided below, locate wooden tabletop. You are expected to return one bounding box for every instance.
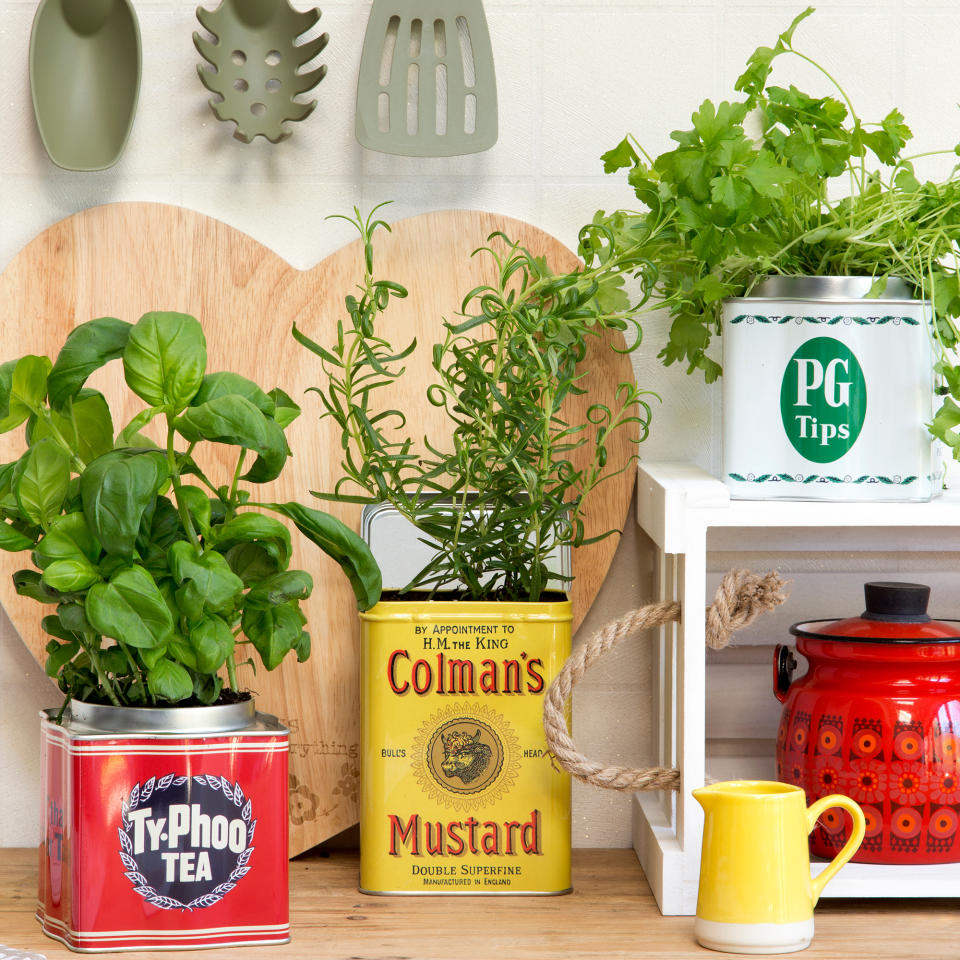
[1,848,955,959]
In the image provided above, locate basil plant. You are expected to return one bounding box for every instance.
[0,312,380,708]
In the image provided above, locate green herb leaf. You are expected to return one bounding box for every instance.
[15,438,71,528]
[177,485,212,537]
[80,448,170,557]
[173,394,289,483]
[36,512,101,565]
[13,569,61,603]
[209,512,292,568]
[601,137,639,173]
[267,388,301,428]
[242,600,307,670]
[0,356,53,434]
[0,521,36,552]
[123,312,207,412]
[264,502,381,610]
[244,569,313,607]
[41,557,101,592]
[168,540,244,621]
[45,637,81,677]
[47,317,132,410]
[86,564,175,649]
[189,615,234,673]
[190,371,276,417]
[147,658,193,702]
[29,389,115,466]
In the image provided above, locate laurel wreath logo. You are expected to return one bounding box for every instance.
[118,773,256,911]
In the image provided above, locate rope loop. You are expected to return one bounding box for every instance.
[542,570,787,792]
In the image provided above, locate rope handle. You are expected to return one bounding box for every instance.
[542,570,788,792]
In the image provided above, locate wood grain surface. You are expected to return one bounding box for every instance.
[0,203,636,854]
[0,847,953,959]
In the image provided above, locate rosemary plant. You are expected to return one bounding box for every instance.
[295,206,654,601]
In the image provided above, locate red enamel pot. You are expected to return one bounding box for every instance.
[774,581,960,864]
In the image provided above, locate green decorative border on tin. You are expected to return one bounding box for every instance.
[728,472,922,486]
[730,314,920,326]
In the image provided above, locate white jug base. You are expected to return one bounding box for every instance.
[694,917,815,954]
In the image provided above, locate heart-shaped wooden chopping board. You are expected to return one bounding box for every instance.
[0,203,636,854]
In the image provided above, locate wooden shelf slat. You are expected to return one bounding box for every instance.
[0,848,955,959]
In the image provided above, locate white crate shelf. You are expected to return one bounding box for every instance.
[632,461,960,915]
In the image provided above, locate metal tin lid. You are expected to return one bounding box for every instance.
[361,500,571,594]
[746,275,917,301]
[66,698,257,733]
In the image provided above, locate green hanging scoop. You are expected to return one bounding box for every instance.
[194,0,329,144]
[356,0,497,156]
[29,0,142,171]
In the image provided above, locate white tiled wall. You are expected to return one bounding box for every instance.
[1,0,958,848]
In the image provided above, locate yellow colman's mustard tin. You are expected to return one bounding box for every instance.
[360,600,572,895]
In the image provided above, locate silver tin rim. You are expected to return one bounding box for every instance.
[67,698,256,733]
[733,275,920,302]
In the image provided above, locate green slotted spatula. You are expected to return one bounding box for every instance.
[356,0,497,156]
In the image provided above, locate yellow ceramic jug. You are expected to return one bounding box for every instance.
[693,780,865,955]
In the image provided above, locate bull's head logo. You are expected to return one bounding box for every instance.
[440,728,493,784]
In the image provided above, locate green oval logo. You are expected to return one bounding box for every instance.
[779,337,867,464]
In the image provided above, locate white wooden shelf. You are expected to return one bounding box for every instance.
[631,461,960,915]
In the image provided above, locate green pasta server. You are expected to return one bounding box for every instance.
[356,0,498,156]
[194,0,329,144]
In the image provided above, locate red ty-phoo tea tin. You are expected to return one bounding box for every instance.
[38,699,289,952]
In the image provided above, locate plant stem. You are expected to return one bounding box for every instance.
[81,634,122,707]
[225,654,238,692]
[227,449,247,517]
[166,420,202,552]
[118,639,150,704]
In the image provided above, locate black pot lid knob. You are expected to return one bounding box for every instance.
[862,581,931,623]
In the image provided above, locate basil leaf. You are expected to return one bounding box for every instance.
[242,600,306,670]
[115,406,163,448]
[47,317,132,410]
[267,387,301,428]
[85,564,175,649]
[0,356,52,433]
[0,521,36,552]
[80,448,170,557]
[41,557,101,592]
[123,312,207,412]
[294,629,311,663]
[16,438,71,528]
[136,495,182,555]
[264,502,381,610]
[209,512,292,568]
[147,657,193,702]
[13,569,62,603]
[224,542,281,585]
[168,633,199,671]
[36,511,101,565]
[193,673,223,705]
[190,372,275,417]
[45,638,81,677]
[168,541,243,621]
[0,360,16,422]
[58,601,91,634]
[244,569,313,607]
[28,390,115,466]
[176,485,211,537]
[173,394,289,483]
[189,615,234,673]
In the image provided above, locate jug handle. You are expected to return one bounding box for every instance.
[806,794,866,904]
